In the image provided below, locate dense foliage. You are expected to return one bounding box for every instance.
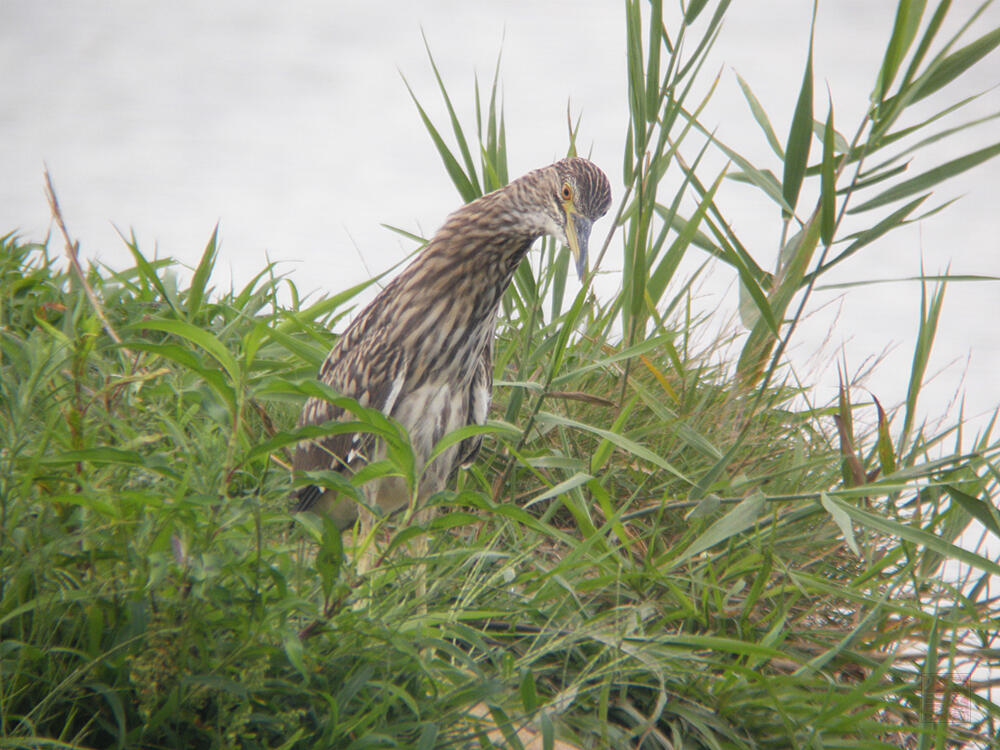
[3,2,999,748]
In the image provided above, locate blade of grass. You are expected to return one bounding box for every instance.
[781,6,815,219]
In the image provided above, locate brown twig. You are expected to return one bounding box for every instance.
[43,166,131,355]
[544,390,617,408]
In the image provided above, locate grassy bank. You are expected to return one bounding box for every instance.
[3,1,1000,748]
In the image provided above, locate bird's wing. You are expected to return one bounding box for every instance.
[456,336,493,469]
[292,333,408,512]
[291,387,363,510]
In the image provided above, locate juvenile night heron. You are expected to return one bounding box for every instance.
[292,157,611,531]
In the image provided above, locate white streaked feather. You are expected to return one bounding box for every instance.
[345,434,362,464]
[380,356,408,416]
[470,378,489,425]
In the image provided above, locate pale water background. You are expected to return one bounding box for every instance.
[3,0,1000,713]
[3,1,998,437]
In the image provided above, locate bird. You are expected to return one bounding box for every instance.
[292,157,612,533]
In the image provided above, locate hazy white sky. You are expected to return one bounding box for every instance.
[3,0,999,435]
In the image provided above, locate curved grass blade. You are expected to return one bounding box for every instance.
[849,141,1000,213]
[736,73,784,159]
[401,73,478,202]
[186,225,218,321]
[820,99,836,246]
[824,493,1000,577]
[131,318,240,384]
[873,0,927,104]
[781,8,815,219]
[421,30,481,196]
[672,491,766,566]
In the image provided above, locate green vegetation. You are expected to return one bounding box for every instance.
[3,2,1000,748]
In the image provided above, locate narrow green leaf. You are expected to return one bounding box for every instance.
[873,395,897,477]
[549,245,569,320]
[122,232,180,315]
[380,223,428,245]
[519,670,539,713]
[815,194,928,277]
[283,633,308,678]
[551,333,672,386]
[820,100,836,246]
[316,516,343,599]
[401,73,478,202]
[485,50,509,186]
[839,160,911,194]
[427,420,520,465]
[850,141,1000,212]
[740,551,773,626]
[877,11,999,135]
[919,615,941,750]
[524,472,593,510]
[809,118,849,154]
[673,492,766,565]
[781,16,815,217]
[590,396,637,475]
[874,0,926,103]
[421,31,480,195]
[896,0,951,101]
[623,125,634,184]
[645,0,662,122]
[487,704,525,750]
[186,225,218,321]
[625,0,647,152]
[825,494,1000,577]
[685,493,721,520]
[794,588,891,677]
[43,448,180,479]
[241,320,269,370]
[535,411,691,484]
[540,713,554,750]
[816,272,999,291]
[654,208,716,253]
[675,105,794,213]
[415,723,439,750]
[726,167,789,213]
[125,341,236,413]
[821,491,860,556]
[684,0,710,24]
[133,318,240,384]
[735,73,784,158]
[868,96,1000,170]
[648,167,730,313]
[900,275,946,449]
[544,285,588,385]
[737,215,821,384]
[944,484,1000,538]
[910,25,1000,106]
[837,370,853,450]
[676,0,731,83]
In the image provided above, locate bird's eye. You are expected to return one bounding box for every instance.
[561,183,573,201]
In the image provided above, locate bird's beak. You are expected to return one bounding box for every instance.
[564,213,593,280]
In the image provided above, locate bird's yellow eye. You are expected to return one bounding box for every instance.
[561,183,573,201]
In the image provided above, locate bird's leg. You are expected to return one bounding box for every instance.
[355,512,373,578]
[401,488,436,607]
[353,485,381,579]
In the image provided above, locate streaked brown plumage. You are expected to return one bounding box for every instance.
[293,157,611,529]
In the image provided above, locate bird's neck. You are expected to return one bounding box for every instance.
[369,210,536,384]
[406,194,539,320]
[406,234,533,320]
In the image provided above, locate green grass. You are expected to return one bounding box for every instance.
[3,2,1000,748]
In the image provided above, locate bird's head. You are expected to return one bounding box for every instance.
[442,157,611,281]
[544,157,612,279]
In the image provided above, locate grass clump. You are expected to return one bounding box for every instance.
[4,1,1000,748]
